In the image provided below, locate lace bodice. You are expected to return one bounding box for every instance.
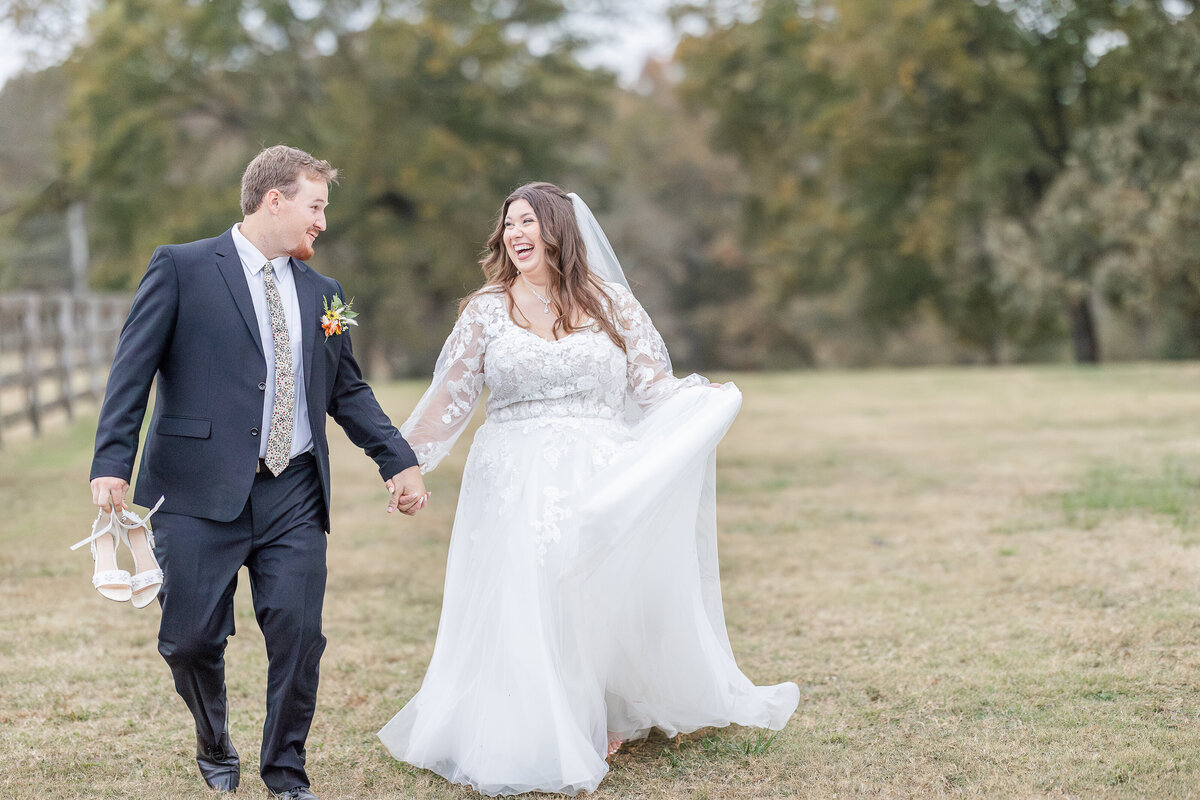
[401,283,707,472]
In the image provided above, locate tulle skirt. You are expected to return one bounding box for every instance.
[378,385,800,796]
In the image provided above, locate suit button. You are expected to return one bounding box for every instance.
[258,382,266,391]
[251,428,259,436]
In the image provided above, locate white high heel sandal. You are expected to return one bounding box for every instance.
[116,497,165,610]
[71,511,132,603]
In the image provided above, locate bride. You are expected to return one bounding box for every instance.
[377,182,799,796]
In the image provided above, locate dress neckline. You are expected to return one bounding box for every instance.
[500,295,594,344]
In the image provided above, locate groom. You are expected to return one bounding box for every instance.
[89,145,426,800]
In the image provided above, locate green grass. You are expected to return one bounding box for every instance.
[4,364,1200,798]
[1062,457,1200,530]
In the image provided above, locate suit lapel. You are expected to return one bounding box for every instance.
[214,230,265,354]
[292,259,318,392]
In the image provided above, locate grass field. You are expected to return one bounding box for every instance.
[2,365,1199,799]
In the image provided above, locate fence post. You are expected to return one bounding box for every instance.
[85,298,104,402]
[21,294,42,436]
[57,294,76,421]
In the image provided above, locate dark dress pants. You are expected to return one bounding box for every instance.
[153,454,327,793]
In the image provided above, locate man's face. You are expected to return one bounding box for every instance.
[275,175,328,261]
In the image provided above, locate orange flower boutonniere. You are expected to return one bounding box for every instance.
[321,295,359,339]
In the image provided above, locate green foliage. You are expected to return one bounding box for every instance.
[9,0,1200,368]
[675,0,1200,364]
[62,0,266,285]
[316,2,613,372]
[0,68,71,290]
[38,0,614,369]
[581,72,763,369]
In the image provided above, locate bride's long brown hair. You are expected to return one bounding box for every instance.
[465,182,626,352]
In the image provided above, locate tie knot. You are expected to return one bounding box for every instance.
[264,261,275,276]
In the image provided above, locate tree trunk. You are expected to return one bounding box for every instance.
[67,202,89,295]
[1183,304,1200,359]
[1068,295,1100,364]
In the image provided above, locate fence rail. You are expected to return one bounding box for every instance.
[0,291,130,445]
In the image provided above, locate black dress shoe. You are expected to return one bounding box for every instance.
[273,787,319,800]
[195,735,240,793]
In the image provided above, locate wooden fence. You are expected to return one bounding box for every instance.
[0,291,130,445]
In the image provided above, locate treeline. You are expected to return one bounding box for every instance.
[2,0,1199,373]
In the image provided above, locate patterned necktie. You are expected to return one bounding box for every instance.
[263,262,294,476]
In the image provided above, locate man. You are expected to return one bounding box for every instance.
[90,145,427,800]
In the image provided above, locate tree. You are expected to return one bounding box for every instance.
[16,0,613,373]
[580,61,757,370]
[307,0,614,372]
[0,67,71,291]
[672,0,1186,363]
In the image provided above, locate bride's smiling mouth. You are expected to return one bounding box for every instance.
[513,243,535,261]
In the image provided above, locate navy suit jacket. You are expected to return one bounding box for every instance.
[91,228,417,531]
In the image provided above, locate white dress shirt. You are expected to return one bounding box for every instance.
[232,223,314,460]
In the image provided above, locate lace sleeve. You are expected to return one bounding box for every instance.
[399,296,488,473]
[610,283,708,412]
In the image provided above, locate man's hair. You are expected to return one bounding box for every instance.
[240,145,338,216]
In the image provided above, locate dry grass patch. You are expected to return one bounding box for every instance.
[2,364,1200,798]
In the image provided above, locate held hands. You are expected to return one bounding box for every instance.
[92,476,131,514]
[386,465,429,516]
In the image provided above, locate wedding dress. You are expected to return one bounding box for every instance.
[378,284,799,796]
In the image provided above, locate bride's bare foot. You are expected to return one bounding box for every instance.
[606,735,623,760]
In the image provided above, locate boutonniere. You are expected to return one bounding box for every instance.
[321,295,359,339]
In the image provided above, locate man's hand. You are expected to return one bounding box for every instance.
[385,465,429,516]
[91,476,130,514]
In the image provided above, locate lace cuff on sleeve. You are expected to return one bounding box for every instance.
[610,283,707,412]
[399,296,488,473]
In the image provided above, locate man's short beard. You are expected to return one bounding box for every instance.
[286,242,315,261]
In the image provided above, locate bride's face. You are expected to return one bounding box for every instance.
[503,199,547,280]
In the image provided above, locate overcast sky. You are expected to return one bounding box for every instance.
[0,21,28,87]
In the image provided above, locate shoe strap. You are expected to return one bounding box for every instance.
[71,495,166,552]
[92,568,131,588]
[118,495,166,546]
[70,511,116,552]
[131,569,164,591]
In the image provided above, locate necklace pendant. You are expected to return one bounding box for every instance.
[522,276,553,315]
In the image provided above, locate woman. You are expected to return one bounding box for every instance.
[378,183,799,796]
